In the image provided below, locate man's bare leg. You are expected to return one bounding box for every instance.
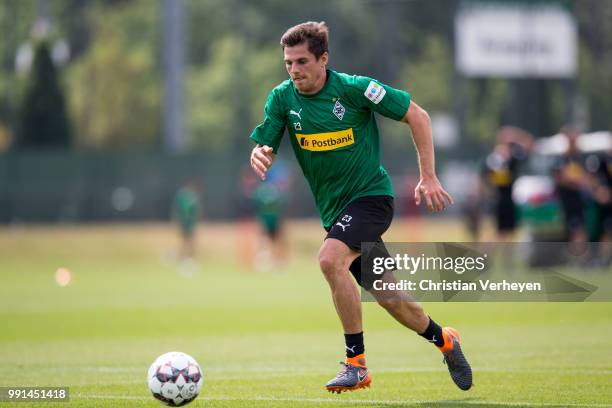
[367,271,429,333]
[318,238,361,333]
[319,238,373,393]
[368,270,473,390]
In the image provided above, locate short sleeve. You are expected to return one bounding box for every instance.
[345,75,411,121]
[250,89,286,153]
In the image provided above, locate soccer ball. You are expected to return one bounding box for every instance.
[147,351,203,406]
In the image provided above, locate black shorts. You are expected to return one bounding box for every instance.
[558,188,585,230]
[325,195,394,251]
[603,204,612,233]
[495,198,517,232]
[325,195,394,289]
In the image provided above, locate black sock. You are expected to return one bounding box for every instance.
[344,332,365,358]
[419,317,444,347]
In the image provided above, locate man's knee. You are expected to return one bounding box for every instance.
[318,239,355,278]
[318,250,343,277]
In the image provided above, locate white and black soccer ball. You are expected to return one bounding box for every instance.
[147,351,203,406]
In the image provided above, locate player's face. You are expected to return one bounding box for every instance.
[284,43,328,94]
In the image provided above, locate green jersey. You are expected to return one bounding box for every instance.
[250,70,410,229]
[173,188,200,231]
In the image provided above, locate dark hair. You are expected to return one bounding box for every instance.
[280,21,329,59]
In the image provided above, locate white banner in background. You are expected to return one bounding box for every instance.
[455,3,577,78]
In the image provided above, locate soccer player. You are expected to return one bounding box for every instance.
[553,126,590,243]
[172,179,202,260]
[482,126,533,241]
[249,21,472,393]
[252,161,291,269]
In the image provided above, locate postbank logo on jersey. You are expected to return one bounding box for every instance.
[296,128,354,152]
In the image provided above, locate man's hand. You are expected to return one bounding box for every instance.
[250,144,275,180]
[414,176,454,212]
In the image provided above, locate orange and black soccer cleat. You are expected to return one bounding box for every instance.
[325,354,371,394]
[438,327,473,390]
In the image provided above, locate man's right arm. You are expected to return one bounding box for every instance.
[249,89,285,180]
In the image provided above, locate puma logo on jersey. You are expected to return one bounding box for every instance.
[335,222,350,232]
[289,108,302,120]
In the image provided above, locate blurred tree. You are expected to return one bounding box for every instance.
[376,34,454,151]
[465,78,508,142]
[186,36,254,151]
[0,1,37,144]
[53,0,97,60]
[399,35,452,113]
[2,0,610,153]
[185,3,286,153]
[576,0,612,131]
[17,40,71,148]
[67,0,160,148]
[246,44,287,131]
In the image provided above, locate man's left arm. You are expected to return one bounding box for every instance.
[401,101,454,212]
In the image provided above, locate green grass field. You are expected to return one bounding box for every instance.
[1,219,611,407]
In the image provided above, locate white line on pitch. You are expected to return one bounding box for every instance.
[76,395,612,407]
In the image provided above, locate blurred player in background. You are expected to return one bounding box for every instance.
[482,126,534,241]
[461,181,484,242]
[589,148,612,244]
[586,145,612,265]
[249,21,472,393]
[553,126,590,243]
[237,166,259,269]
[252,159,291,270]
[172,179,202,261]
